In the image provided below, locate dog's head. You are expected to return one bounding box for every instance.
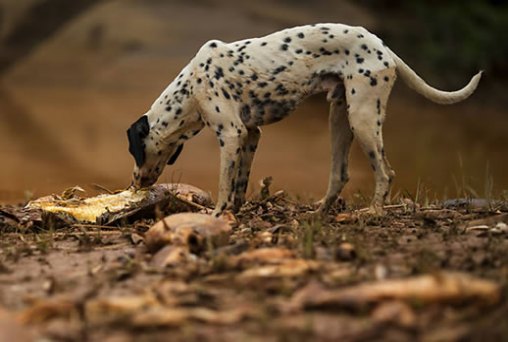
[127,115,185,188]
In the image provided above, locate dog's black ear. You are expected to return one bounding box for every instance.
[127,116,150,167]
[167,144,184,165]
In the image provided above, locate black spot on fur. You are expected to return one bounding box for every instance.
[297,32,305,38]
[221,88,231,99]
[280,44,289,51]
[209,42,217,48]
[214,67,224,80]
[273,65,287,75]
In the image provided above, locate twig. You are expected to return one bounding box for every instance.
[357,204,406,212]
[174,194,212,212]
[90,183,115,194]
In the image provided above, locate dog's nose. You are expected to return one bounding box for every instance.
[139,176,155,188]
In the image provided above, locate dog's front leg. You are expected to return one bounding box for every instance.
[213,129,248,216]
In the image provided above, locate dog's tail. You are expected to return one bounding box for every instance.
[386,48,482,105]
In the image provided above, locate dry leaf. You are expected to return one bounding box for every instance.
[144,213,231,253]
[131,307,250,327]
[335,212,358,223]
[18,297,78,325]
[335,242,356,261]
[85,294,158,325]
[151,245,192,267]
[371,301,416,327]
[290,272,500,311]
[238,259,318,280]
[232,247,295,266]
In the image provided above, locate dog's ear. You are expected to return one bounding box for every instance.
[127,116,150,167]
[167,144,184,165]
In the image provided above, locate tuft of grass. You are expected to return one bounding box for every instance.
[300,220,323,259]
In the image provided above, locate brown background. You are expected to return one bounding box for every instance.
[1,0,507,203]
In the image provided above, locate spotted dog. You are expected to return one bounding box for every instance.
[127,23,482,216]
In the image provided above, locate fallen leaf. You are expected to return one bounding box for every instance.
[335,242,356,261]
[371,301,416,327]
[131,307,188,327]
[335,212,358,223]
[290,272,500,311]
[151,245,192,267]
[131,307,251,327]
[144,213,231,253]
[85,294,158,325]
[130,233,144,245]
[232,247,295,266]
[18,297,78,325]
[464,213,508,234]
[238,259,318,280]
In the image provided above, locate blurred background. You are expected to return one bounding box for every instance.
[0,0,507,203]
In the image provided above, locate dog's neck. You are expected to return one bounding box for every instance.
[146,64,202,146]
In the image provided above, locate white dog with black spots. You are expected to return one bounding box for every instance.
[127,23,482,216]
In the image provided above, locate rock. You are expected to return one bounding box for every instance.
[144,213,231,254]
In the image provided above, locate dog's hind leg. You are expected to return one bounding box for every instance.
[318,98,352,213]
[233,127,261,211]
[345,69,396,214]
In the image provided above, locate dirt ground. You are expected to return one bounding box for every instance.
[1,0,507,203]
[0,187,507,341]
